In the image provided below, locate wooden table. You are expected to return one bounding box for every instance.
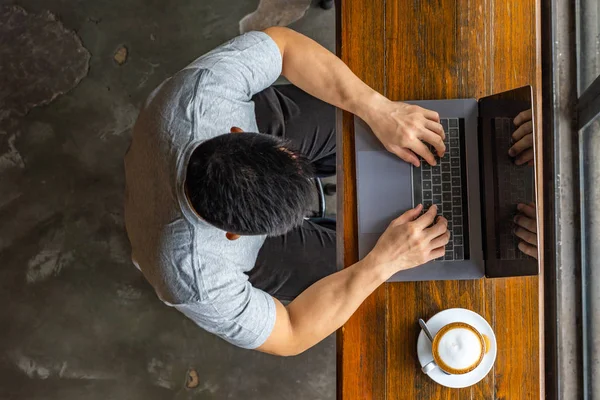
[336,0,544,399]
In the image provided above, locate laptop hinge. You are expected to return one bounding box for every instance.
[477,115,488,263]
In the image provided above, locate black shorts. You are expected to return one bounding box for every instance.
[247,85,337,302]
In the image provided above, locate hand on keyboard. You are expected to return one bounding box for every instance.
[363,98,445,167]
[365,204,450,275]
[513,202,538,259]
[508,109,534,166]
[417,117,466,261]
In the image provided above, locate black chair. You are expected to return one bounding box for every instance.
[307,176,336,230]
[307,152,336,226]
[313,176,336,218]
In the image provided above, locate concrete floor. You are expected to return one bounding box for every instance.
[0,1,336,399]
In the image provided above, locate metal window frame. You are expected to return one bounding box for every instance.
[577,7,600,395]
[542,0,584,398]
[578,74,600,129]
[544,0,600,397]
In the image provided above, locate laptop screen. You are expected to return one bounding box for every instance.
[479,86,539,277]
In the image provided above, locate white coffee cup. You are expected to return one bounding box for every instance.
[430,321,489,375]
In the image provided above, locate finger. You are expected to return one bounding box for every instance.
[508,134,533,157]
[527,159,534,166]
[420,128,446,157]
[419,107,440,122]
[414,204,438,229]
[424,216,448,240]
[513,109,532,126]
[430,230,451,249]
[517,202,536,219]
[392,204,423,225]
[429,245,446,260]
[389,145,420,167]
[424,120,445,140]
[515,148,534,166]
[512,120,533,141]
[514,226,537,245]
[518,241,538,259]
[514,214,537,233]
[410,139,437,166]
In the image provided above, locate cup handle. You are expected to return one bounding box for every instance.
[421,360,437,375]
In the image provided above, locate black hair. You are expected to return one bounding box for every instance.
[185,132,314,236]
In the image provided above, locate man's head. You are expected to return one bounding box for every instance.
[185,131,314,237]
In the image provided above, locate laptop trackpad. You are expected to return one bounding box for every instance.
[357,151,413,234]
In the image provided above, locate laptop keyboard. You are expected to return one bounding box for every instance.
[494,117,535,260]
[413,118,468,261]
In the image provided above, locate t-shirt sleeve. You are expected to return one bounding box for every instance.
[187,31,283,102]
[173,280,277,349]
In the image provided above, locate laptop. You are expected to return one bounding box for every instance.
[354,86,539,282]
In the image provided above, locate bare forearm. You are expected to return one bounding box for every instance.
[264,27,385,120]
[284,255,392,354]
[258,205,449,356]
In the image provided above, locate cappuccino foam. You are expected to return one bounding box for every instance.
[436,328,483,370]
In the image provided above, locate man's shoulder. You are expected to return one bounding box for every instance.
[157,224,265,302]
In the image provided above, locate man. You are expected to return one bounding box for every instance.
[124,27,450,355]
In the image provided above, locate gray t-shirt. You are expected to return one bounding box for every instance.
[124,32,282,349]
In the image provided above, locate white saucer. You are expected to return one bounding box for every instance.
[417,308,497,388]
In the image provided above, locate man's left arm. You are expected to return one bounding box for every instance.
[263,27,445,166]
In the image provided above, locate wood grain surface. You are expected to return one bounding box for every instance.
[336,1,387,399]
[337,0,543,399]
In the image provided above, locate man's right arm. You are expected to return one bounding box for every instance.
[257,204,450,356]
